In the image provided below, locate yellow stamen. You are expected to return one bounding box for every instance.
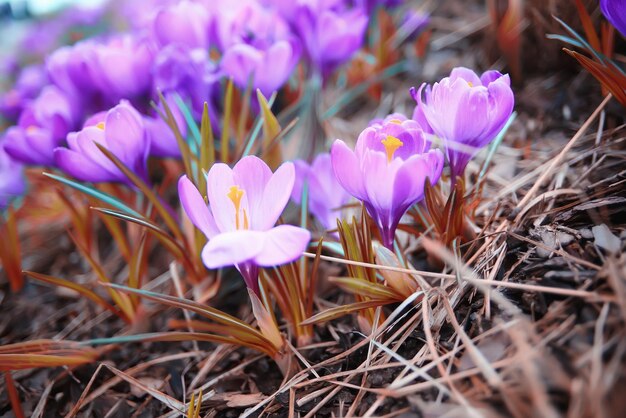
[388,119,403,125]
[243,209,249,230]
[467,81,473,87]
[227,185,246,230]
[96,122,105,130]
[381,135,404,163]
[26,125,38,134]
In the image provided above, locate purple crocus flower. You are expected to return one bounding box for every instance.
[54,101,149,184]
[411,67,514,182]
[153,0,212,48]
[0,143,26,210]
[3,86,78,166]
[292,2,368,77]
[331,114,444,249]
[291,153,352,232]
[47,34,155,106]
[153,44,220,118]
[178,156,311,293]
[217,3,300,95]
[0,65,48,120]
[600,0,626,38]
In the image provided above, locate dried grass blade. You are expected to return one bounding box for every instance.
[4,372,25,418]
[103,364,185,413]
[102,283,272,344]
[301,300,394,325]
[24,271,125,320]
[330,276,402,300]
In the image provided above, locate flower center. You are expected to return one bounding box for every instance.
[381,135,404,163]
[467,81,473,87]
[96,122,105,130]
[26,125,38,134]
[227,185,249,230]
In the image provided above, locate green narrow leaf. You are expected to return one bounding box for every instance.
[44,173,142,218]
[221,79,234,162]
[256,89,282,169]
[155,91,195,180]
[173,93,202,147]
[93,143,184,243]
[242,92,277,158]
[199,102,215,194]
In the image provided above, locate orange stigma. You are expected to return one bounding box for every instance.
[381,135,404,163]
[227,185,249,229]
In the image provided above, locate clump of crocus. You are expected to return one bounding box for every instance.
[291,153,352,233]
[411,67,514,183]
[0,143,26,210]
[178,156,311,293]
[600,0,626,38]
[54,101,149,184]
[331,114,444,249]
[3,86,78,166]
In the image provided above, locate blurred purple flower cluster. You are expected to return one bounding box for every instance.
[0,0,379,208]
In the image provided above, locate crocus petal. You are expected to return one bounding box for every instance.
[481,75,515,142]
[206,162,237,232]
[291,159,312,205]
[392,149,444,209]
[201,229,265,268]
[104,101,147,167]
[331,139,367,201]
[451,85,490,148]
[449,67,482,86]
[480,70,505,86]
[178,175,219,239]
[253,225,311,266]
[233,155,273,226]
[54,148,120,183]
[255,161,295,230]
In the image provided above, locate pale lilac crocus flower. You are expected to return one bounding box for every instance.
[411,67,514,182]
[291,153,352,233]
[54,101,149,184]
[331,114,444,249]
[179,156,311,293]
